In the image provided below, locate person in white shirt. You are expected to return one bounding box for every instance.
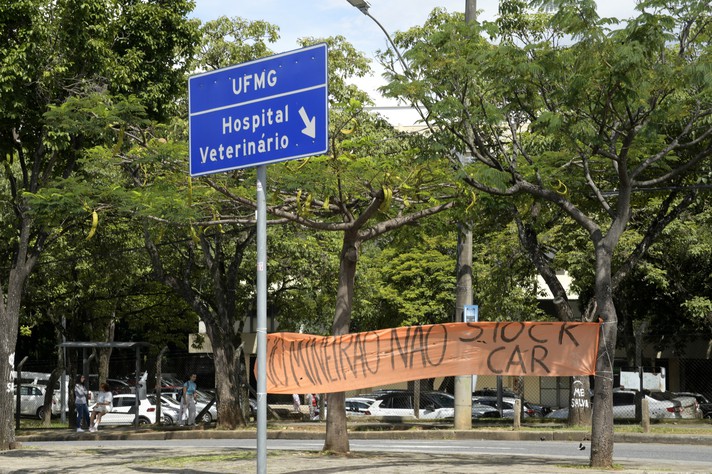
[89,383,113,432]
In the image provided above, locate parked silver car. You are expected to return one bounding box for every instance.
[147,394,181,425]
[648,391,701,418]
[546,389,701,420]
[674,392,712,419]
[160,390,217,423]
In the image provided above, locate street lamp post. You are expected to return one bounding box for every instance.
[454,0,477,432]
[345,0,409,75]
[345,0,475,429]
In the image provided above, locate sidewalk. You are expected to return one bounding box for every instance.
[5,422,712,473]
[2,443,708,473]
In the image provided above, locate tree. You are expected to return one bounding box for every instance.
[353,209,545,331]
[380,1,712,467]
[610,199,712,363]
[210,35,458,453]
[109,15,284,428]
[0,0,198,450]
[355,228,457,329]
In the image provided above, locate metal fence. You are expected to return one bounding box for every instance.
[16,348,712,427]
[331,356,712,424]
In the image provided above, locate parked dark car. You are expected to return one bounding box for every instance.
[473,388,519,398]
[471,403,501,419]
[473,388,552,416]
[86,375,133,395]
[472,395,548,418]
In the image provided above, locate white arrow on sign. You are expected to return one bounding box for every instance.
[299,106,316,138]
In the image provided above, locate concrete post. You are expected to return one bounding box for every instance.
[513,399,521,430]
[641,398,650,433]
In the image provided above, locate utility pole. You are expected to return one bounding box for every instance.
[465,0,477,23]
[347,0,478,429]
[453,0,477,431]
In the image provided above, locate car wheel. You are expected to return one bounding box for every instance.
[201,412,212,423]
[161,415,173,425]
[37,407,46,420]
[138,416,151,425]
[704,412,712,420]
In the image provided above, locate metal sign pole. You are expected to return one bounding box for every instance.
[187,45,328,474]
[256,164,268,473]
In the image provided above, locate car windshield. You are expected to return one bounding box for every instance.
[161,376,184,387]
[427,393,454,408]
[647,391,675,402]
[195,390,215,403]
[161,396,179,406]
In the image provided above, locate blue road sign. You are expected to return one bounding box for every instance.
[188,43,328,176]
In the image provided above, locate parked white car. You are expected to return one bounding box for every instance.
[90,394,169,426]
[364,391,455,420]
[345,397,376,416]
[13,384,61,419]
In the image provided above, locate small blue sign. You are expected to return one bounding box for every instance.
[463,305,479,323]
[188,44,328,176]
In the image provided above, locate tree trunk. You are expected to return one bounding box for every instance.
[0,273,22,450]
[323,231,360,454]
[204,323,245,429]
[0,219,36,450]
[42,368,62,427]
[516,216,593,425]
[43,324,67,427]
[589,245,618,468]
[97,318,115,384]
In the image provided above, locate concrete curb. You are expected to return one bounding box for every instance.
[15,426,712,446]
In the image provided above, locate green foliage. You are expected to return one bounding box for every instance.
[0,0,204,391]
[382,0,712,308]
[618,200,712,350]
[471,218,547,322]
[267,226,341,335]
[196,16,279,71]
[354,229,456,329]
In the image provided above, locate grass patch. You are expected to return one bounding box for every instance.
[144,452,256,467]
[513,422,712,435]
[555,464,626,471]
[615,424,710,434]
[17,418,67,429]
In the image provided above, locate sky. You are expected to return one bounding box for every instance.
[190,1,641,125]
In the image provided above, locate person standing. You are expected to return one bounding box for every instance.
[89,382,112,432]
[306,393,315,419]
[74,375,91,432]
[179,373,198,426]
[292,393,301,413]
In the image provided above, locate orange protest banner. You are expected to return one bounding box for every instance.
[265,321,600,394]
